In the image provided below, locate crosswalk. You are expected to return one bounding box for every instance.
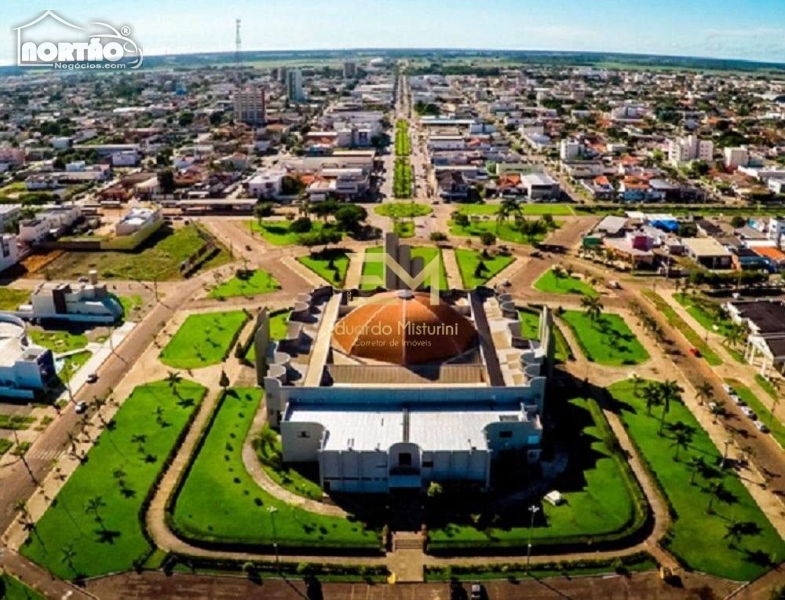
[27,447,63,462]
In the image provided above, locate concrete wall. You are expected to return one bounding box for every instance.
[280,421,324,462]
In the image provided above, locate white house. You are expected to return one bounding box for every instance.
[111,151,140,167]
[19,275,123,324]
[0,234,19,273]
[0,313,55,399]
[18,219,49,244]
[115,207,162,236]
[247,170,286,199]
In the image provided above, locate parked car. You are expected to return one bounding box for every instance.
[74,401,88,414]
[722,383,735,395]
[755,420,769,433]
[688,347,701,357]
[470,583,485,600]
[86,373,98,384]
[740,406,757,420]
[730,394,746,406]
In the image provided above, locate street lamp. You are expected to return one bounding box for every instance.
[722,438,732,469]
[526,505,540,567]
[268,506,279,569]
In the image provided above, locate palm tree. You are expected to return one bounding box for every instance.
[706,481,727,514]
[630,374,645,397]
[85,495,106,529]
[643,383,663,417]
[496,197,521,233]
[710,400,726,424]
[670,424,694,461]
[581,295,604,328]
[723,519,746,549]
[61,544,78,575]
[687,455,706,485]
[696,381,713,406]
[658,380,684,436]
[722,323,747,350]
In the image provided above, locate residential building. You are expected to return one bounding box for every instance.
[18,219,49,244]
[286,69,304,102]
[0,205,21,232]
[115,207,162,237]
[19,275,123,324]
[667,135,713,166]
[724,147,749,169]
[559,139,581,161]
[520,173,560,200]
[247,170,286,199]
[234,86,267,126]
[682,237,733,270]
[0,234,18,273]
[343,61,357,79]
[0,313,55,399]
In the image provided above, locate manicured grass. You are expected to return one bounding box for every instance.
[725,378,785,448]
[454,249,513,288]
[375,202,431,219]
[755,375,779,400]
[58,351,92,383]
[208,269,280,299]
[608,379,785,581]
[360,246,448,291]
[394,119,410,156]
[641,291,722,366]
[456,203,575,216]
[28,329,88,353]
[21,380,206,579]
[428,396,644,550]
[560,311,649,366]
[171,388,380,549]
[0,288,29,311]
[674,293,735,337]
[519,309,571,362]
[0,573,46,600]
[256,424,323,501]
[0,414,35,430]
[393,158,413,199]
[297,249,350,286]
[534,269,598,297]
[245,310,291,363]
[45,225,232,281]
[449,218,556,245]
[0,438,12,455]
[249,219,339,247]
[393,220,415,238]
[160,311,249,369]
[118,295,144,318]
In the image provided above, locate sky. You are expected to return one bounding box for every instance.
[2,0,785,65]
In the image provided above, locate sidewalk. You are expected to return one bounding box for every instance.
[344,251,364,289]
[440,248,463,290]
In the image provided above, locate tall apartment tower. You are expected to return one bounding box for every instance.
[343,60,357,79]
[286,68,304,102]
[234,87,267,125]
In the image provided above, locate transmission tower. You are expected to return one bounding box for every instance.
[235,18,242,69]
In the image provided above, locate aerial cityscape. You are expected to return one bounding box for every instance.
[1,3,785,600]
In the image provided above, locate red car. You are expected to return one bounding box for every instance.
[689,347,702,357]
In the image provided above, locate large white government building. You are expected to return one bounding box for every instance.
[254,234,552,494]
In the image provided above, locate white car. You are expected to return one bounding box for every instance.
[730,394,745,406]
[755,420,769,433]
[722,384,734,395]
[74,401,88,414]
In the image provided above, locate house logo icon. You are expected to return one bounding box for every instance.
[13,10,143,70]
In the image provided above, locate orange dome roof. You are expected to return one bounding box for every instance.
[332,290,476,366]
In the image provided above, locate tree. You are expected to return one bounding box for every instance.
[658,380,684,435]
[722,323,746,349]
[580,295,604,328]
[178,111,194,127]
[642,383,662,417]
[158,170,175,196]
[219,370,230,391]
[426,481,444,499]
[669,423,694,461]
[281,176,305,196]
[497,198,521,233]
[165,371,182,392]
[730,215,747,228]
[479,231,496,247]
[255,202,275,219]
[452,212,470,228]
[334,204,368,233]
[290,217,313,234]
[724,519,746,549]
[61,543,78,575]
[630,374,644,397]
[687,455,706,485]
[85,495,107,529]
[696,381,713,406]
[710,400,726,424]
[706,481,727,514]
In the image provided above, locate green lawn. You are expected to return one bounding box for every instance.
[0,288,29,311]
[297,249,350,286]
[560,311,649,366]
[21,380,206,579]
[519,309,570,362]
[171,388,380,550]
[456,203,575,216]
[45,225,232,281]
[674,293,735,337]
[58,351,92,383]
[393,220,415,238]
[256,424,323,501]
[607,379,785,581]
[534,269,598,297]
[0,439,12,456]
[375,202,431,218]
[250,219,338,246]
[208,269,280,299]
[0,415,35,430]
[642,291,722,366]
[0,573,45,600]
[429,396,644,550]
[160,311,249,369]
[725,379,785,448]
[449,219,556,245]
[360,246,448,291]
[28,329,88,353]
[755,375,779,400]
[454,249,513,288]
[118,295,144,318]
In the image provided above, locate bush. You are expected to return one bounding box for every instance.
[290,217,313,233]
[430,231,448,242]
